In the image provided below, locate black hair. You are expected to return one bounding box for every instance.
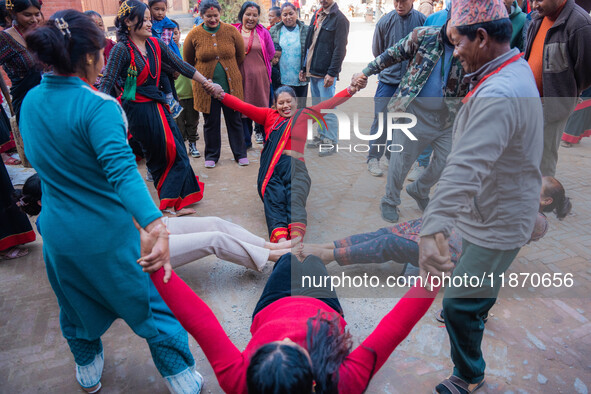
[170,18,179,30]
[455,18,512,44]
[26,9,105,76]
[7,0,42,15]
[281,2,297,12]
[274,85,295,102]
[115,0,148,42]
[541,177,572,220]
[247,311,356,394]
[269,6,281,17]
[198,0,221,15]
[148,0,167,7]
[0,1,10,28]
[306,311,353,393]
[238,1,260,24]
[12,173,41,216]
[83,10,102,19]
[247,343,314,394]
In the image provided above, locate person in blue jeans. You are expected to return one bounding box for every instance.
[300,0,349,157]
[366,0,425,176]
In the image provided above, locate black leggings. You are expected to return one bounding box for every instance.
[252,253,343,320]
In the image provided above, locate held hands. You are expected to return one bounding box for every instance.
[202,80,224,100]
[351,73,368,90]
[138,222,172,283]
[348,73,368,94]
[418,233,454,291]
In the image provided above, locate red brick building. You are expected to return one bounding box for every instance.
[42,0,187,21]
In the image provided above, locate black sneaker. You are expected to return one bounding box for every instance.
[306,135,321,148]
[380,202,399,223]
[255,132,264,144]
[189,142,201,158]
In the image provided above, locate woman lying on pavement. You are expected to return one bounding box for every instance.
[147,249,438,394]
[16,174,295,272]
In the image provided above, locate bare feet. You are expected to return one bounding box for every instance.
[266,236,303,250]
[162,208,196,217]
[299,244,334,264]
[268,248,293,262]
[176,208,196,216]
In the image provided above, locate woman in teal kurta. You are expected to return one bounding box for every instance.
[18,10,203,393]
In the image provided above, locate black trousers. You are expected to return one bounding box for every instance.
[287,84,309,108]
[252,253,343,319]
[203,98,247,162]
[242,118,264,148]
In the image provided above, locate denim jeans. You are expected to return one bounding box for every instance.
[309,77,338,143]
[367,81,399,162]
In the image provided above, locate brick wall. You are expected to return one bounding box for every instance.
[42,0,83,18]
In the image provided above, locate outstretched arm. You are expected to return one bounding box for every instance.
[151,268,247,392]
[339,284,439,390]
[221,94,273,126]
[308,79,367,112]
[361,29,419,78]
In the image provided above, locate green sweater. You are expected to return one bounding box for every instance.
[203,24,230,93]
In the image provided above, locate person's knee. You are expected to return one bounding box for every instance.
[207,216,228,231]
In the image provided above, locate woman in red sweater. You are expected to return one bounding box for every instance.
[213,80,366,243]
[149,251,438,393]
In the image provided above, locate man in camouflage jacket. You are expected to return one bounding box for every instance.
[354,23,469,223]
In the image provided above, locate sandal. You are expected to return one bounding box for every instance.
[0,247,29,260]
[434,375,485,394]
[3,156,21,165]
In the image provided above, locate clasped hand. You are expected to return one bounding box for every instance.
[137,222,172,283]
[351,73,368,90]
[202,79,224,100]
[418,233,454,290]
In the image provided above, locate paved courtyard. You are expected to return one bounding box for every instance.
[1,20,590,393]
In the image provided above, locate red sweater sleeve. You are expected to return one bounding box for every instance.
[151,269,247,393]
[308,88,352,112]
[338,285,439,392]
[222,94,273,126]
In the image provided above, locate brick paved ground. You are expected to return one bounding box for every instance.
[1,20,590,394]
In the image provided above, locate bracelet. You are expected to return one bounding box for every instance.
[346,86,356,95]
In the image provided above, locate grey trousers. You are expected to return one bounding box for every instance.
[162,216,269,271]
[382,109,452,207]
[540,116,569,177]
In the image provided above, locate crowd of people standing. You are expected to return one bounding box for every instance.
[0,0,590,393]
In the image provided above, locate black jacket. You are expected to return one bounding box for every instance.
[525,0,591,121]
[302,3,349,78]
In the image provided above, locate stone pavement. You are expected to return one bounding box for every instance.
[2,21,590,394]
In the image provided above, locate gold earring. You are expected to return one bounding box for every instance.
[88,60,93,65]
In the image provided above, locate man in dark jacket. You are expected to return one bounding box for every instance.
[525,0,591,178]
[367,0,425,177]
[300,0,349,156]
